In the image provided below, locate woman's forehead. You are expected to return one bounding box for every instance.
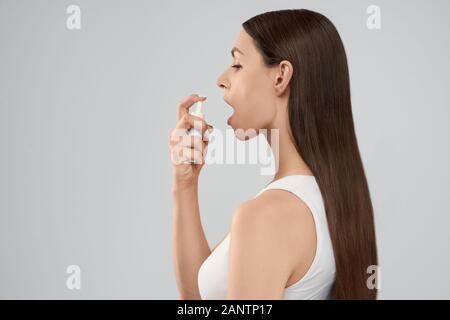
[233,29,255,55]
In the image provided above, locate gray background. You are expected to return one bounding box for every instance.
[1,0,449,299]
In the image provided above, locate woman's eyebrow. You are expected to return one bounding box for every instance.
[231,47,244,58]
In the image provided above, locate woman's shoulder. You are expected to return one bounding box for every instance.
[233,188,314,228]
[230,189,316,257]
[230,189,316,275]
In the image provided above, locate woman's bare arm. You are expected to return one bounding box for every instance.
[169,94,213,300]
[172,181,211,300]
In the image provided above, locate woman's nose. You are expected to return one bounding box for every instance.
[216,73,229,89]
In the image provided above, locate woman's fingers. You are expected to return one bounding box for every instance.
[168,128,212,165]
[168,93,213,166]
[169,115,213,146]
[176,113,210,135]
[168,124,212,147]
[180,135,207,153]
[173,146,204,165]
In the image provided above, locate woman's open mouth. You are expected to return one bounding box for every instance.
[224,97,234,125]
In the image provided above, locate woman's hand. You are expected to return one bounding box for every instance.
[168,94,213,190]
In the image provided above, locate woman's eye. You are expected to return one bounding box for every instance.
[231,64,242,69]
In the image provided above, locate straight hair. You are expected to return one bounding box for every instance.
[243,9,378,299]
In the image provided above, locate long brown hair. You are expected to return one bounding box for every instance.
[243,9,378,299]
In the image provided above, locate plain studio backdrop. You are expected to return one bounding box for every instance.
[1,0,449,299]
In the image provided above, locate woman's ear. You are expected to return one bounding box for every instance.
[273,60,293,96]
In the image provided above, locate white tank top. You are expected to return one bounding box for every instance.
[197,174,336,299]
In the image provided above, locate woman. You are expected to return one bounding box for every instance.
[168,9,378,300]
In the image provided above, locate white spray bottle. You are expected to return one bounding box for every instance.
[186,96,207,164]
[187,97,206,138]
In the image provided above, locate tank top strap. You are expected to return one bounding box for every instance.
[252,174,325,234]
[254,174,319,199]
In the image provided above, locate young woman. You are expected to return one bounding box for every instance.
[168,9,378,300]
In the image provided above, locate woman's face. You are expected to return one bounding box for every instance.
[217,29,278,140]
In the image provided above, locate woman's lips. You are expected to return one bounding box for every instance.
[227,113,233,125]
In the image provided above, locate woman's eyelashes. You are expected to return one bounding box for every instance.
[231,64,242,70]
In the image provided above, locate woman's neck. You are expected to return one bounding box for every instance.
[264,116,313,182]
